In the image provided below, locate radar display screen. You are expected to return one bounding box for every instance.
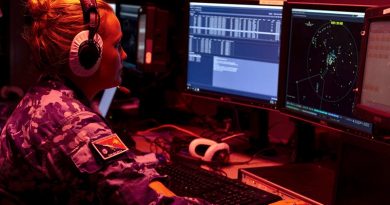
[283,5,372,134]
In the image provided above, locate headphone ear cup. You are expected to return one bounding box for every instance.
[212,149,230,164]
[203,142,230,163]
[78,40,101,69]
[188,138,230,163]
[69,30,103,77]
[189,138,217,160]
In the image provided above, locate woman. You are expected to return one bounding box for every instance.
[0,0,206,204]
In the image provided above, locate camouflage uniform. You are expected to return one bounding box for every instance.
[0,75,206,205]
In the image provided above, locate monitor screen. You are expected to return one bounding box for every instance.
[354,6,390,131]
[279,2,373,136]
[185,1,283,110]
[118,4,141,70]
[359,21,390,115]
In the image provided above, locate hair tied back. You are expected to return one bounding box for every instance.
[26,0,50,22]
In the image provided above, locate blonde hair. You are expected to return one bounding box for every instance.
[23,0,113,73]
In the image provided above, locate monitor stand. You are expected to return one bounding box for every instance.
[291,120,316,162]
[216,106,271,154]
[248,109,269,150]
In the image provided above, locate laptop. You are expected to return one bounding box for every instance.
[98,87,117,118]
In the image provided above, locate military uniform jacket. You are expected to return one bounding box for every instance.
[0,75,205,205]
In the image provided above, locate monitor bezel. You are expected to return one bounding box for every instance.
[278,2,373,137]
[184,0,284,111]
[354,6,390,132]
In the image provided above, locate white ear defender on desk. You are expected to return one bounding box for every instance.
[189,138,230,164]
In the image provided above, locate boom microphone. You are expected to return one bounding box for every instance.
[117,86,131,95]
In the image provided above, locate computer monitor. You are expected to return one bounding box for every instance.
[136,6,169,73]
[118,3,169,73]
[185,1,283,110]
[278,2,373,136]
[354,6,390,133]
[118,3,142,70]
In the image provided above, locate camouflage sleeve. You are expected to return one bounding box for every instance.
[56,110,209,204]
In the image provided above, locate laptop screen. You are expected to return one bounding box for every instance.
[98,87,117,118]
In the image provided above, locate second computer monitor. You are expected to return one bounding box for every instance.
[354,6,390,132]
[118,3,141,70]
[279,2,373,136]
[185,1,283,110]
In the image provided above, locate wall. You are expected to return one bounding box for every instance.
[0,1,10,86]
[10,0,40,90]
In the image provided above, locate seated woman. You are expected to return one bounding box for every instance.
[0,0,208,204]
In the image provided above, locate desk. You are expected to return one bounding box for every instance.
[132,134,282,179]
[212,152,281,179]
[132,128,330,205]
[239,164,334,205]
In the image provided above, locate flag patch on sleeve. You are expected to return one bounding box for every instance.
[91,134,129,160]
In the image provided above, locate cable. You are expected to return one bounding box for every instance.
[227,146,276,166]
[132,134,172,162]
[220,132,246,142]
[135,124,201,138]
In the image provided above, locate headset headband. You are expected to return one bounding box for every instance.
[69,0,103,76]
[80,0,99,40]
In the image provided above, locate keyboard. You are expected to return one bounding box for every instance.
[155,162,282,205]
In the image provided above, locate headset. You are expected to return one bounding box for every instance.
[188,138,230,164]
[69,0,103,77]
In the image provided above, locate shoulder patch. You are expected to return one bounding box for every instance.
[91,134,129,160]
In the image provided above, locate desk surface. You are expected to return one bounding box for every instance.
[132,133,282,179]
[214,152,282,179]
[132,128,331,205]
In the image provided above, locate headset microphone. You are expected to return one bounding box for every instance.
[117,86,131,95]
